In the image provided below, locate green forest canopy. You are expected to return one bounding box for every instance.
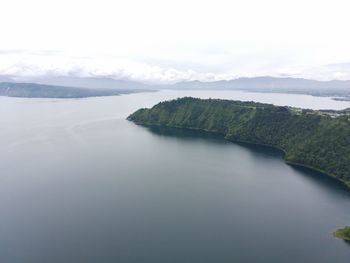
[128,97,350,188]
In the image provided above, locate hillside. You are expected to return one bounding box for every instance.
[334,226,350,241]
[128,97,350,188]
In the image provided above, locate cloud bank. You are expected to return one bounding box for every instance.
[0,51,350,83]
[1,1,350,83]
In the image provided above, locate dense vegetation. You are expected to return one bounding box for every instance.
[334,226,350,241]
[128,97,350,188]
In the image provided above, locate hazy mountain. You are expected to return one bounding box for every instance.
[0,82,148,98]
[169,77,350,97]
[3,75,155,90]
[1,75,350,97]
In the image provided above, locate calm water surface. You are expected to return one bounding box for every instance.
[0,90,350,263]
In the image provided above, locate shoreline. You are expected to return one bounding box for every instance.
[130,120,350,190]
[334,226,350,241]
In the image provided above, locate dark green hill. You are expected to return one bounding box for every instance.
[128,97,350,188]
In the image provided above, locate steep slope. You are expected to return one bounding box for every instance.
[128,97,350,188]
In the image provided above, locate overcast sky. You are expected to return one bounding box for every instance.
[1,0,350,82]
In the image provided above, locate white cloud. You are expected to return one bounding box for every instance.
[1,51,350,83]
[0,0,350,82]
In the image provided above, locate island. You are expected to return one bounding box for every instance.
[334,226,350,241]
[128,97,350,188]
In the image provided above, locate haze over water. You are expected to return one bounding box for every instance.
[1,90,350,263]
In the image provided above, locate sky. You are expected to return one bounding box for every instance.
[1,0,350,83]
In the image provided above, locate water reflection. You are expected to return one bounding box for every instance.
[147,125,226,142]
[145,124,350,197]
[290,166,350,195]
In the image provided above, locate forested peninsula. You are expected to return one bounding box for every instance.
[128,97,350,188]
[0,82,147,98]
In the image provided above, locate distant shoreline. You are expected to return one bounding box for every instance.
[0,82,156,99]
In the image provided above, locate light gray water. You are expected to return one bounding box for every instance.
[0,90,350,263]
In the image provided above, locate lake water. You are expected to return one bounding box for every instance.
[0,90,350,263]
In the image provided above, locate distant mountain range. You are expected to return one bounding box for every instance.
[168,77,350,97]
[0,82,149,98]
[1,75,350,98]
[9,76,155,90]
